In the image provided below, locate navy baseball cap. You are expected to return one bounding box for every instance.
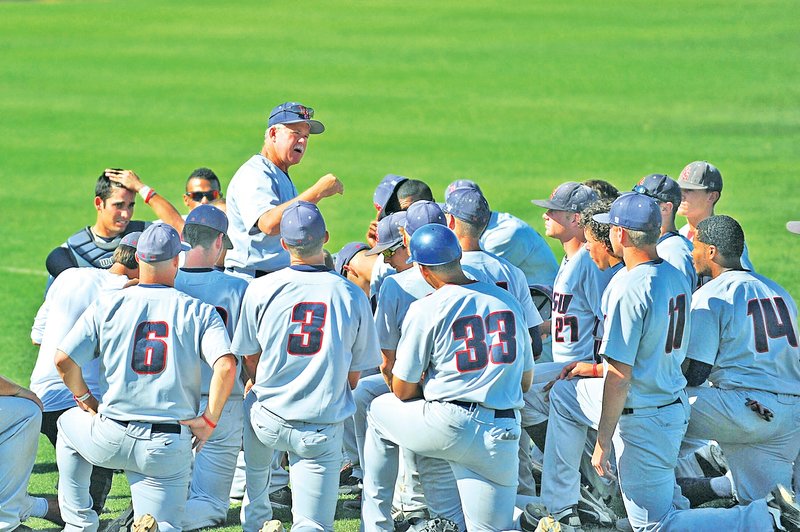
[335,242,369,275]
[404,200,446,236]
[443,187,491,227]
[532,182,598,212]
[136,223,190,263]
[280,201,327,246]
[678,161,723,192]
[185,204,233,249]
[373,174,409,216]
[593,192,661,231]
[633,174,682,206]
[444,179,482,202]
[120,231,142,248]
[268,102,324,134]
[366,211,407,256]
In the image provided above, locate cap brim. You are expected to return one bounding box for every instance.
[677,181,709,190]
[180,242,192,252]
[787,221,800,234]
[282,118,324,134]
[222,234,233,250]
[531,199,563,210]
[592,213,612,224]
[365,239,401,256]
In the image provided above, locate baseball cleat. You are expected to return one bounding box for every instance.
[577,484,615,525]
[268,486,292,511]
[259,520,285,532]
[615,517,633,532]
[521,504,583,532]
[103,505,134,531]
[394,509,430,532]
[131,514,158,532]
[338,474,362,494]
[420,517,459,532]
[767,484,800,532]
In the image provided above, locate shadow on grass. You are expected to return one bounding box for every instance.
[32,461,59,475]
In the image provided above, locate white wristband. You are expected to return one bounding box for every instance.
[139,185,154,203]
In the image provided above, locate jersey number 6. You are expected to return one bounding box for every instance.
[131,321,169,375]
[452,311,517,372]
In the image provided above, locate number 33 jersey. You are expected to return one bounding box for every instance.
[231,265,381,424]
[686,270,800,395]
[59,284,232,423]
[393,281,535,411]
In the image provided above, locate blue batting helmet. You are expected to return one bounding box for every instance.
[406,224,462,266]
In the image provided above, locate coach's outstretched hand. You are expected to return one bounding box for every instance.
[312,173,344,200]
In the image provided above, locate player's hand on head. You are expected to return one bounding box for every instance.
[105,168,144,192]
[366,220,379,247]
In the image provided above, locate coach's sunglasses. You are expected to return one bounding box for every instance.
[381,243,404,259]
[270,104,314,120]
[186,190,220,202]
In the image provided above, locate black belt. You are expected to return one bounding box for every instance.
[109,418,181,434]
[622,397,681,416]
[451,400,516,419]
[225,266,274,278]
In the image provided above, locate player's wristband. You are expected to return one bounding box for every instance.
[592,363,599,378]
[138,185,156,204]
[201,413,217,429]
[74,391,92,402]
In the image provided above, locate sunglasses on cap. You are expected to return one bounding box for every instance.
[632,184,663,202]
[270,104,314,120]
[185,190,220,202]
[381,242,404,259]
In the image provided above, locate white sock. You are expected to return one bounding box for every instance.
[710,475,733,497]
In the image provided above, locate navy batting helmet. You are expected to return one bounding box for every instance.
[406,224,462,266]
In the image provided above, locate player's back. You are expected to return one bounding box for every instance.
[657,232,698,290]
[235,265,380,424]
[600,260,691,409]
[30,267,129,410]
[480,211,558,287]
[374,266,434,351]
[690,270,800,395]
[69,284,229,423]
[396,281,534,410]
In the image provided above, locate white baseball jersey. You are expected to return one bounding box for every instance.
[225,155,298,272]
[686,270,800,395]
[460,250,544,329]
[59,284,232,422]
[30,267,130,412]
[393,281,534,410]
[374,266,434,351]
[232,265,381,423]
[599,260,691,409]
[657,231,698,291]
[175,267,249,395]
[551,247,616,364]
[480,211,559,287]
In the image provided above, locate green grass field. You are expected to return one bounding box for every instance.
[1,0,798,529]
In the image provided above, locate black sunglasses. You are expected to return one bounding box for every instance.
[186,190,220,202]
[270,104,314,120]
[632,184,663,202]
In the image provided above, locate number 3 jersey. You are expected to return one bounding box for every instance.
[59,284,232,423]
[599,260,692,410]
[686,270,800,395]
[393,281,535,411]
[231,265,381,424]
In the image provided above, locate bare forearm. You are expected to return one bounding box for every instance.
[597,366,629,442]
[55,350,89,396]
[205,355,237,423]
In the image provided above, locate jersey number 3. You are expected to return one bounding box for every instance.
[131,321,169,375]
[452,311,517,372]
[288,302,327,356]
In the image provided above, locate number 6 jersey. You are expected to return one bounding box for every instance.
[59,283,232,423]
[686,270,800,395]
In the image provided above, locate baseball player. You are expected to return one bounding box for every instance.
[632,173,698,290]
[361,223,534,532]
[676,161,755,277]
[225,102,343,278]
[30,232,140,517]
[233,201,380,532]
[0,374,64,530]
[173,205,249,530]
[366,174,408,246]
[529,193,799,530]
[54,223,237,532]
[682,215,800,503]
[183,167,223,211]
[582,179,620,201]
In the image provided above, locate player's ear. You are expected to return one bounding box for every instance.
[280,238,289,252]
[446,213,456,230]
[94,196,104,211]
[400,227,409,247]
[322,231,330,245]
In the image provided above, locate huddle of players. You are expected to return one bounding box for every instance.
[3,99,799,532]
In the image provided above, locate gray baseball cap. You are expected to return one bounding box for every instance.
[185,204,233,249]
[136,223,190,263]
[443,187,491,227]
[787,221,800,234]
[633,173,682,206]
[366,211,407,256]
[532,182,598,212]
[280,201,327,246]
[678,161,723,192]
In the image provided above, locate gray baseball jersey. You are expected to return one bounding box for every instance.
[686,270,800,394]
[374,266,434,351]
[480,211,559,287]
[460,250,544,329]
[59,284,232,422]
[175,268,249,396]
[30,267,129,411]
[551,247,616,364]
[225,155,298,272]
[657,231,698,291]
[393,281,534,410]
[599,260,691,408]
[232,265,381,423]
